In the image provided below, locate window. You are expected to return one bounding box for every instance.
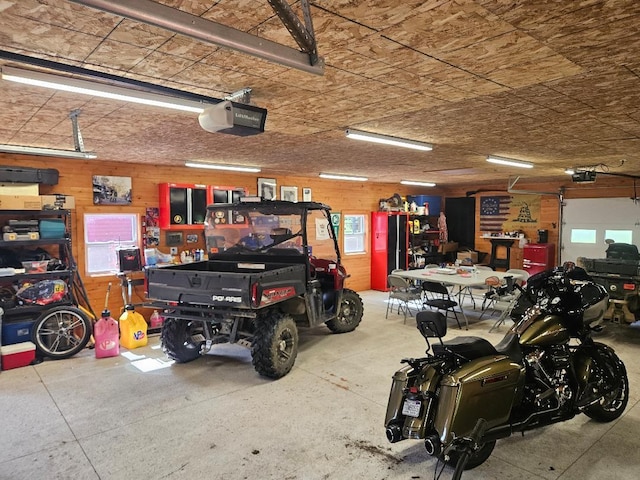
[343,214,366,254]
[604,229,633,244]
[570,229,596,244]
[84,213,139,275]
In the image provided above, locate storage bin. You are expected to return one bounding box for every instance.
[1,341,36,370]
[39,219,65,239]
[1,320,33,345]
[21,260,49,273]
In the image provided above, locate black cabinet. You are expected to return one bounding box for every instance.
[159,183,208,229]
[159,183,247,230]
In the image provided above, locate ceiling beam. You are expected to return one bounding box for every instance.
[70,0,325,75]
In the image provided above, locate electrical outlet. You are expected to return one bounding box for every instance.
[170,247,178,255]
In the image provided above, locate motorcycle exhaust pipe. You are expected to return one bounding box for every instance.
[424,434,442,456]
[385,424,404,443]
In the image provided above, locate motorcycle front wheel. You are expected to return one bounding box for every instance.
[584,343,629,422]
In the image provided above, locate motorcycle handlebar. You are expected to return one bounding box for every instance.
[451,418,488,480]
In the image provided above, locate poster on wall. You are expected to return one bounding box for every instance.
[503,194,540,232]
[330,212,341,236]
[144,207,160,247]
[93,175,132,205]
[479,196,511,232]
[480,195,541,233]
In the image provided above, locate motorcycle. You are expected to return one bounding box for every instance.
[384,264,629,476]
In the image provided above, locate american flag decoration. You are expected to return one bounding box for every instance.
[480,196,511,232]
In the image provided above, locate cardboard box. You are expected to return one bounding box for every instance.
[457,250,479,263]
[40,194,75,210]
[0,195,42,210]
[1,342,36,370]
[0,183,39,195]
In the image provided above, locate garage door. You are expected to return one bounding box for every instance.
[561,197,640,264]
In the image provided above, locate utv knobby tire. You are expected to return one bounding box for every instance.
[326,289,364,334]
[161,318,203,363]
[252,312,298,379]
[32,305,92,359]
[584,344,629,422]
[444,440,496,470]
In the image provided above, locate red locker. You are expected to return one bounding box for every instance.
[523,243,555,276]
[371,212,409,291]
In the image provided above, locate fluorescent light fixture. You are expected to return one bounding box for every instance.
[486,155,533,169]
[0,144,97,159]
[1,66,207,113]
[401,180,436,187]
[185,162,260,173]
[319,173,368,182]
[345,129,433,151]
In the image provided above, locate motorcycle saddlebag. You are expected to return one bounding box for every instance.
[0,165,59,185]
[434,356,524,444]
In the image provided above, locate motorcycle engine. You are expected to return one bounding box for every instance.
[524,346,573,409]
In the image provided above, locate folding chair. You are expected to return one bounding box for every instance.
[421,280,466,329]
[386,274,422,323]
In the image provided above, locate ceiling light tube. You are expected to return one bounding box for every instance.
[0,144,97,159]
[185,162,260,172]
[319,173,368,182]
[401,180,436,187]
[486,155,533,169]
[345,129,433,151]
[1,66,207,113]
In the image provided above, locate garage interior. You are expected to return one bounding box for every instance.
[1,1,640,479]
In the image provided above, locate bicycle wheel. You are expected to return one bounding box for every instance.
[32,305,92,359]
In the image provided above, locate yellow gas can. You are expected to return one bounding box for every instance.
[119,307,148,349]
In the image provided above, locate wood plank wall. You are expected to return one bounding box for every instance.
[1,154,413,320]
[3,153,634,321]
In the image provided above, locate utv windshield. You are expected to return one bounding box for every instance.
[204,200,337,261]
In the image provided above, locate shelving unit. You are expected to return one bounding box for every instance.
[0,209,91,359]
[408,214,442,267]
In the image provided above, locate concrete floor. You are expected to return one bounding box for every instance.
[0,290,639,480]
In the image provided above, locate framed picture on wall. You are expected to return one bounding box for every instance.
[93,175,132,205]
[281,186,298,202]
[302,187,312,201]
[258,177,277,200]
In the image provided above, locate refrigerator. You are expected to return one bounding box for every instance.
[371,212,409,291]
[523,243,555,276]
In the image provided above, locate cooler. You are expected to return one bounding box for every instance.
[1,341,36,370]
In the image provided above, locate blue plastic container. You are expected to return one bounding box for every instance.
[39,219,65,239]
[1,320,33,345]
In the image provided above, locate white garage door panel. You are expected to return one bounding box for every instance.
[561,198,640,264]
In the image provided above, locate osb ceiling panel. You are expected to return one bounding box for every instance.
[0,0,640,186]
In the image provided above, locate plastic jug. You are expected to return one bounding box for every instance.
[94,311,120,358]
[149,309,164,328]
[119,306,148,349]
